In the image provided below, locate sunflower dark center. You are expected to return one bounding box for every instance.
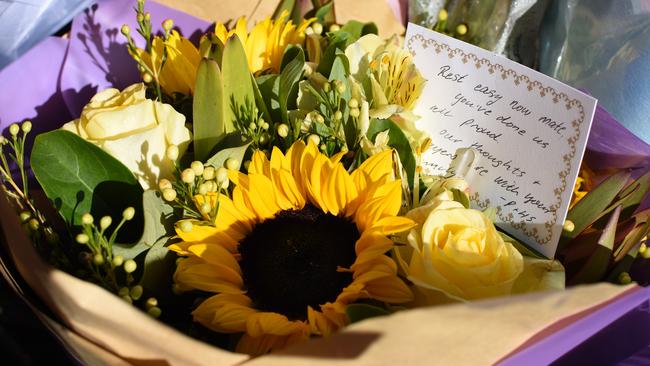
[238,204,359,321]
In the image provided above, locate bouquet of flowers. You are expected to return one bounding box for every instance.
[0,0,648,363]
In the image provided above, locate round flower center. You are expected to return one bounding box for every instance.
[238,204,359,321]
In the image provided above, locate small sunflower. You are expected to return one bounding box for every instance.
[170,142,415,355]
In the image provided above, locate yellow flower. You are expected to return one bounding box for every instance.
[215,11,314,74]
[405,205,524,301]
[137,30,200,95]
[170,143,414,355]
[570,166,594,209]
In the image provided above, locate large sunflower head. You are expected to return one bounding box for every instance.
[169,142,415,355]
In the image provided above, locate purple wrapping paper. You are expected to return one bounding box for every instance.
[0,0,649,364]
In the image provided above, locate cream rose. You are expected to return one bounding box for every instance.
[62,83,191,190]
[406,206,524,301]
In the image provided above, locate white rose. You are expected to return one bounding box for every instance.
[62,83,191,190]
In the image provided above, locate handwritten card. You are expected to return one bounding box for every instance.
[405,23,597,258]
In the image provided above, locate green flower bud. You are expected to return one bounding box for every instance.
[100,216,112,230]
[618,272,632,285]
[199,202,211,215]
[162,19,174,31]
[335,81,346,94]
[123,207,135,221]
[81,213,94,225]
[147,306,162,318]
[130,285,143,300]
[146,297,158,309]
[249,122,257,130]
[323,82,331,93]
[27,218,39,231]
[93,253,105,266]
[19,211,31,223]
[456,24,468,35]
[121,295,132,304]
[142,73,153,84]
[76,233,89,244]
[9,123,20,136]
[349,108,360,118]
[118,287,130,297]
[120,24,131,36]
[21,121,32,134]
[329,24,341,32]
[262,122,270,131]
[333,110,343,121]
[312,22,323,35]
[113,255,124,267]
[124,259,137,273]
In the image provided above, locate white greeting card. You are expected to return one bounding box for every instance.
[406,23,597,258]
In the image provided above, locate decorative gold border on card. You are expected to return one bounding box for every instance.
[407,33,586,245]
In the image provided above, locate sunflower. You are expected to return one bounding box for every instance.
[169,142,415,355]
[214,10,315,74]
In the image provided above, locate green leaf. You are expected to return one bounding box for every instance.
[564,171,631,239]
[31,130,143,241]
[366,119,416,189]
[317,31,352,77]
[340,20,379,38]
[279,47,305,122]
[346,303,389,324]
[451,188,470,209]
[314,1,335,24]
[607,242,641,283]
[205,133,252,170]
[256,74,281,122]
[113,190,175,260]
[222,36,256,132]
[273,0,301,24]
[193,58,226,162]
[139,237,176,297]
[250,73,272,124]
[570,205,621,284]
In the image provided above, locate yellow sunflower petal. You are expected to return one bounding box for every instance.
[364,275,414,303]
[246,312,307,337]
[175,257,243,294]
[193,293,255,333]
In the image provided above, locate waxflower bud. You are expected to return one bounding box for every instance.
[100,216,112,230]
[162,19,174,32]
[123,207,135,221]
[166,145,179,161]
[216,167,228,184]
[19,211,31,223]
[198,183,209,195]
[9,124,19,136]
[220,179,230,190]
[28,218,39,231]
[333,110,343,121]
[456,24,468,35]
[121,24,131,36]
[130,285,144,300]
[248,122,257,130]
[124,259,137,273]
[225,158,239,171]
[93,253,105,266]
[142,73,153,84]
[323,82,331,92]
[21,121,32,133]
[112,255,124,267]
[190,161,204,176]
[144,13,151,22]
[200,202,212,215]
[158,179,172,190]
[308,134,320,146]
[315,113,325,124]
[349,108,360,118]
[335,81,346,94]
[76,233,89,244]
[81,213,94,225]
[181,169,195,184]
[277,124,289,138]
[329,24,341,32]
[137,13,144,23]
[179,220,193,233]
[312,22,323,34]
[262,122,270,131]
[438,9,448,21]
[148,306,162,318]
[118,287,129,297]
[145,297,158,309]
[202,166,215,180]
[162,188,177,202]
[563,220,575,233]
[349,98,359,108]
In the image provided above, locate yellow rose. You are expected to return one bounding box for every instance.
[406,206,524,301]
[62,83,191,190]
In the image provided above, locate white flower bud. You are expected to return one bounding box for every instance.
[198,183,210,195]
[262,122,270,131]
[225,158,240,171]
[166,145,179,161]
[145,297,158,309]
[216,167,229,184]
[120,24,131,36]
[76,233,89,244]
[277,124,289,138]
[329,24,341,32]
[190,161,204,176]
[333,110,343,121]
[9,124,19,136]
[162,188,177,202]
[179,220,193,233]
[81,213,94,225]
[199,202,211,215]
[21,121,32,133]
[112,255,124,267]
[312,22,323,34]
[124,259,137,273]
[220,179,230,190]
[100,216,112,230]
[158,178,173,190]
[349,98,359,108]
[349,108,360,118]
[181,168,195,184]
[202,166,215,180]
[307,134,320,146]
[123,207,135,220]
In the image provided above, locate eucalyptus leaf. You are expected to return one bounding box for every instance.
[366,119,416,189]
[347,303,389,324]
[223,36,256,132]
[206,134,252,170]
[139,237,176,297]
[31,130,143,242]
[113,190,175,260]
[193,58,226,162]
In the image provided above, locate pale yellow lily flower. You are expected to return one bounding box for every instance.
[214,10,315,74]
[137,30,200,96]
